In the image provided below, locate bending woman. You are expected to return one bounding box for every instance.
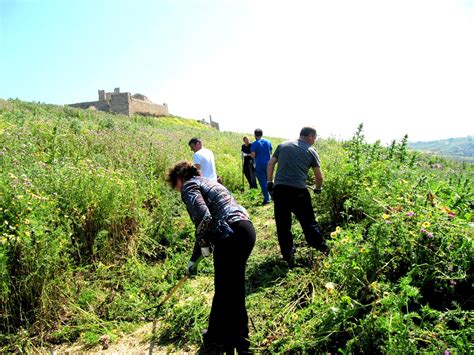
[166,161,255,354]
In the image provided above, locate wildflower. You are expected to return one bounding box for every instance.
[445,350,450,355]
[442,206,455,214]
[330,226,341,238]
[427,232,433,238]
[422,221,431,228]
[449,280,457,287]
[406,211,414,217]
[24,219,30,225]
[385,220,392,224]
[382,213,390,220]
[420,228,428,234]
[325,282,336,291]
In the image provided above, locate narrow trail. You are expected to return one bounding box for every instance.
[46,203,278,354]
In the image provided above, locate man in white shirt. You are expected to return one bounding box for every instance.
[188,137,218,182]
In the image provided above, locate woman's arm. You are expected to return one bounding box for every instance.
[182,179,213,261]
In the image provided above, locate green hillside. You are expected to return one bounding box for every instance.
[1,99,473,353]
[409,136,474,163]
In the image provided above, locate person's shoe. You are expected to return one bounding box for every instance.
[315,241,328,255]
[262,200,271,205]
[286,255,296,268]
[223,346,236,354]
[284,252,296,268]
[284,246,297,268]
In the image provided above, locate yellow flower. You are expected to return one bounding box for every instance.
[422,221,431,228]
[24,219,30,225]
[330,226,342,238]
[441,206,455,214]
[382,213,390,220]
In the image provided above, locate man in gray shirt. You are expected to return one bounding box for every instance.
[266,127,325,267]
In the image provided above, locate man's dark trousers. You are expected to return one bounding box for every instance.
[243,159,258,189]
[273,184,323,260]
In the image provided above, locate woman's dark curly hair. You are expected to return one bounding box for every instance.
[166,160,200,188]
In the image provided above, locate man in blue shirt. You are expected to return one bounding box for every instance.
[251,128,273,205]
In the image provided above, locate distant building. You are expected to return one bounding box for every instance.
[69,88,169,117]
[199,115,220,130]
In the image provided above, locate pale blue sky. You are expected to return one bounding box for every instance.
[1,0,473,143]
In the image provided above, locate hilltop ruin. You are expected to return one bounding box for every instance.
[69,88,220,130]
[69,88,169,117]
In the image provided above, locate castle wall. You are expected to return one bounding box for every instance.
[69,101,110,111]
[130,99,169,117]
[110,93,131,116]
[210,121,220,130]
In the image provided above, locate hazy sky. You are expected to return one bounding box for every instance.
[1,0,473,143]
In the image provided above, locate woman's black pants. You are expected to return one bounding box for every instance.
[205,220,256,351]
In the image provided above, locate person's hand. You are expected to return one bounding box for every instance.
[267,181,274,196]
[185,260,198,276]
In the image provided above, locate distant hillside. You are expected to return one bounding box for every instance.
[409,136,474,162]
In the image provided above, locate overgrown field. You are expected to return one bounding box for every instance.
[1,99,473,353]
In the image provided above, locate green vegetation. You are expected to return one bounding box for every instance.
[409,136,474,163]
[1,99,473,353]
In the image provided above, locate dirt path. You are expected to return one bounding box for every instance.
[45,205,276,355]
[48,321,199,354]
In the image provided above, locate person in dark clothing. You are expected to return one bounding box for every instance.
[241,136,258,189]
[166,161,256,354]
[266,127,326,267]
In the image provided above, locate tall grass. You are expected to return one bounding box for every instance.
[1,99,472,353]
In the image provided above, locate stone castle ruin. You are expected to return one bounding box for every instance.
[69,88,220,130]
[69,88,169,117]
